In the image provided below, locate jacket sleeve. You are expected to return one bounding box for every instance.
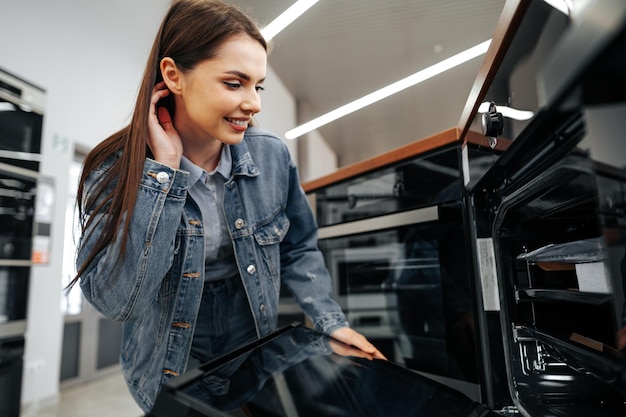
[279,156,349,335]
[76,158,189,322]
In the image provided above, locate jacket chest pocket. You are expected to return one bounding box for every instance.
[253,210,290,278]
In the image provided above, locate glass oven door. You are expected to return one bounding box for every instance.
[0,266,29,324]
[0,68,45,171]
[0,164,37,261]
[0,266,29,338]
[318,202,480,391]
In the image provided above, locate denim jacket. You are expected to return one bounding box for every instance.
[77,127,349,412]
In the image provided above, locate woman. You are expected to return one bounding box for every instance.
[73,0,384,412]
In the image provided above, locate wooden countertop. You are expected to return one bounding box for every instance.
[301,128,508,193]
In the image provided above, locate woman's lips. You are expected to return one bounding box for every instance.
[225,117,249,131]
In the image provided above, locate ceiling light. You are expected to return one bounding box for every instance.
[478,102,534,121]
[260,0,319,41]
[285,39,492,140]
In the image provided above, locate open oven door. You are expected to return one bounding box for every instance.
[148,323,497,417]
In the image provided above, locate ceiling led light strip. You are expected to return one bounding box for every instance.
[285,39,492,140]
[261,0,320,41]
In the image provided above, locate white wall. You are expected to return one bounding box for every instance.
[294,101,338,183]
[255,65,298,159]
[0,0,308,409]
[298,129,338,183]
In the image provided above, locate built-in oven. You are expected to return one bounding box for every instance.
[462,0,626,415]
[0,67,45,172]
[0,164,38,262]
[0,266,30,336]
[318,203,479,388]
[308,143,501,401]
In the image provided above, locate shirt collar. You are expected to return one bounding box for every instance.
[180,145,233,185]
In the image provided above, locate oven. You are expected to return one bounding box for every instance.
[318,203,479,387]
[0,67,45,172]
[463,0,626,414]
[0,266,30,335]
[308,143,502,400]
[0,165,38,262]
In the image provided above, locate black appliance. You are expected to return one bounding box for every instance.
[308,136,502,400]
[465,0,626,415]
[0,266,30,334]
[148,323,495,417]
[0,68,45,172]
[0,166,38,261]
[0,336,25,417]
[0,68,44,417]
[0,69,41,337]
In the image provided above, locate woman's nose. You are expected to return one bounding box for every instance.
[242,90,261,115]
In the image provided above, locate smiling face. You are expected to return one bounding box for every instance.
[161,33,267,155]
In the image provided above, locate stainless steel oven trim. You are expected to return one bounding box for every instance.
[0,260,32,267]
[0,150,41,163]
[0,320,27,338]
[0,161,38,179]
[0,89,44,115]
[317,206,439,240]
[0,69,46,115]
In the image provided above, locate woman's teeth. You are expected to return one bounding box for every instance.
[226,118,247,126]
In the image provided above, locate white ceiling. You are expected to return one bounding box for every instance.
[228,0,506,166]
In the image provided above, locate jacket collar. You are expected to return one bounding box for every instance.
[230,135,260,178]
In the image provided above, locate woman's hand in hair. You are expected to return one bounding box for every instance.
[148,81,183,169]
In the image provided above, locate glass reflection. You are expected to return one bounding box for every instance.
[153,325,490,417]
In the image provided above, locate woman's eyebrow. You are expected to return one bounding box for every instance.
[224,70,265,83]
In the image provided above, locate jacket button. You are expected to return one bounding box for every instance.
[235,218,244,229]
[156,172,170,184]
[246,264,256,275]
[259,304,265,312]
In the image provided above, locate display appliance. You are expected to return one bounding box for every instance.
[464,0,626,415]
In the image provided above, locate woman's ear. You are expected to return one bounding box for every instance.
[160,57,182,94]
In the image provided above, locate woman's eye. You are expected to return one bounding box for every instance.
[255,85,265,92]
[224,82,241,89]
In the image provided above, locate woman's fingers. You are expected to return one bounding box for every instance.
[157,105,174,129]
[329,327,388,360]
[147,82,183,168]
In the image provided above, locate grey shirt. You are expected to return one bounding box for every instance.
[180,146,239,282]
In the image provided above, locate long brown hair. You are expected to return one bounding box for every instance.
[71,0,267,288]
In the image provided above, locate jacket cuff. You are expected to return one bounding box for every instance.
[314,313,350,336]
[143,158,189,196]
